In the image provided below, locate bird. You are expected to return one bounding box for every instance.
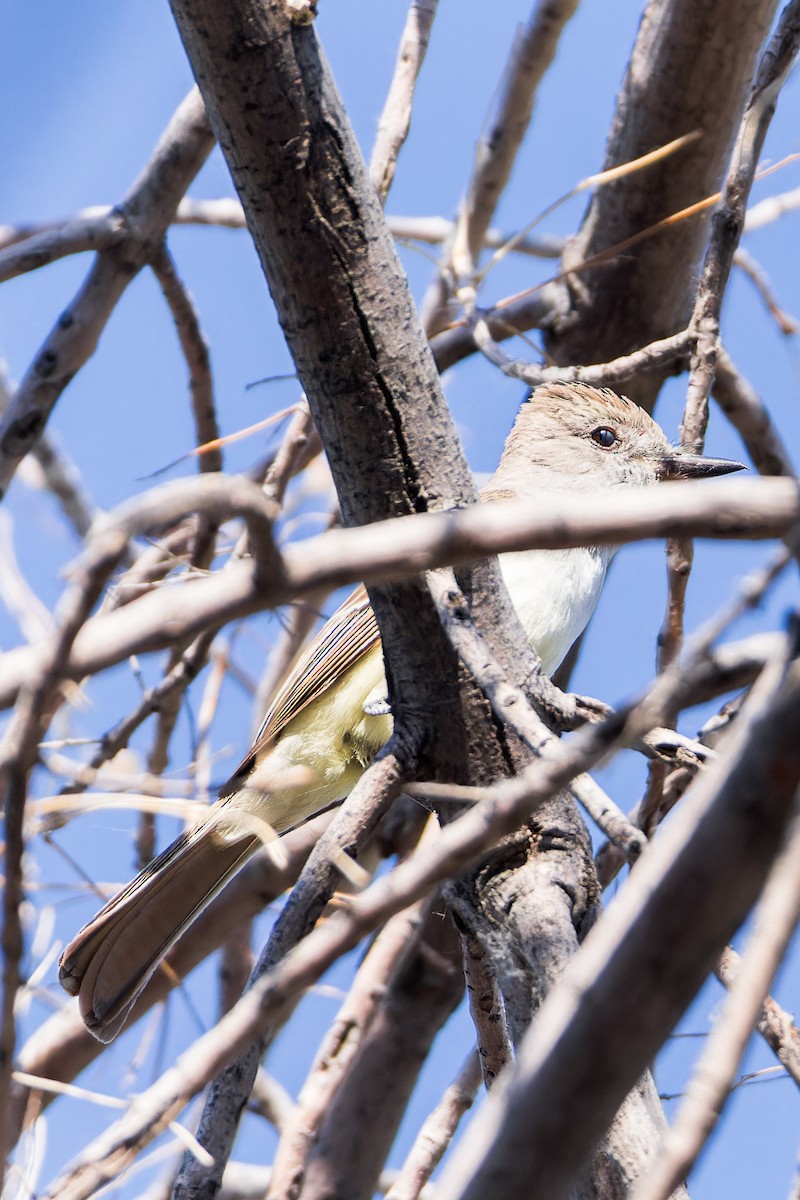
[59,383,744,1041]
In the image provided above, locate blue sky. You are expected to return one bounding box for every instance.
[1,2,799,1196]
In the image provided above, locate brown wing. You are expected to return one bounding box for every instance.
[245,584,382,759]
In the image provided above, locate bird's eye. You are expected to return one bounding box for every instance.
[591,426,619,449]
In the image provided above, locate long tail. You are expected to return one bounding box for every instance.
[59,822,258,1043]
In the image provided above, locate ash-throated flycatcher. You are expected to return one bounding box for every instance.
[59,383,743,1040]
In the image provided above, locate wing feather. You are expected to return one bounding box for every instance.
[247,584,381,757]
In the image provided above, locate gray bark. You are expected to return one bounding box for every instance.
[548,0,778,408]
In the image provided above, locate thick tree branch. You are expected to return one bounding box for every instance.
[296,907,463,1200]
[660,0,800,680]
[548,0,779,408]
[0,477,794,712]
[632,812,800,1199]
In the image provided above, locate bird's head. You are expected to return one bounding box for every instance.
[505,382,745,490]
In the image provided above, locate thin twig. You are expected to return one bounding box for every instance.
[634,538,796,745]
[734,245,800,335]
[151,244,222,475]
[744,182,800,230]
[0,89,214,497]
[0,513,56,646]
[464,322,692,389]
[0,514,137,1190]
[716,946,800,1088]
[712,349,796,478]
[173,751,414,1198]
[387,214,564,258]
[461,931,513,1088]
[681,17,799,441]
[421,0,580,334]
[64,631,217,798]
[8,817,331,1144]
[370,0,439,202]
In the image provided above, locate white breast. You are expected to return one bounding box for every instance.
[498,545,614,675]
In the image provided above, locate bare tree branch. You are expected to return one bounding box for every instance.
[713,349,796,478]
[457,319,692,389]
[716,946,800,1088]
[660,0,800,682]
[370,0,439,203]
[631,809,800,1200]
[422,0,580,334]
[268,820,437,1198]
[681,0,800,452]
[0,211,126,283]
[296,907,463,1200]
[174,752,414,1198]
[549,0,779,407]
[4,4,799,1196]
[0,518,141,1187]
[0,367,98,540]
[151,244,222,475]
[0,477,794,713]
[384,1051,482,1200]
[0,90,215,497]
[460,933,513,1089]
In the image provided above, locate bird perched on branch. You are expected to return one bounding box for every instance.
[59,382,743,1041]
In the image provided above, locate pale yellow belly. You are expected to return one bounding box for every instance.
[216,644,393,838]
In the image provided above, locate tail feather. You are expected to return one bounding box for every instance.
[59,825,258,1043]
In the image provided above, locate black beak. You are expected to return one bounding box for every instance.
[660,453,747,480]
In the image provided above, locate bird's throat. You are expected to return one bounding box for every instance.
[498,544,613,676]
